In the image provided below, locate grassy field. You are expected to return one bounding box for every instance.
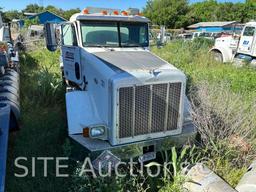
[152,39,256,187]
[6,49,71,192]
[5,40,256,191]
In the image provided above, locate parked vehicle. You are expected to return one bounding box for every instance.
[157,32,172,42]
[0,14,20,192]
[192,32,220,40]
[210,21,256,66]
[44,7,196,162]
[177,33,193,40]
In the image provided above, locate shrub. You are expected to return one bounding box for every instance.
[20,48,64,107]
[190,81,256,167]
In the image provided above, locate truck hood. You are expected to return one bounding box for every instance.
[92,50,177,73]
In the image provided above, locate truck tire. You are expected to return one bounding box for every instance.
[212,51,223,63]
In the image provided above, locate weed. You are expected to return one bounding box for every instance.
[6,40,256,191]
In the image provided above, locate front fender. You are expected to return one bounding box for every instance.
[210,46,234,63]
[66,91,104,135]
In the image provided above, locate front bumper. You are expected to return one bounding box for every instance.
[69,123,197,160]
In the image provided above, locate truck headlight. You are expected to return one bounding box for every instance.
[90,126,106,138]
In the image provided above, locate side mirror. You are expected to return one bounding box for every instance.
[44,23,58,52]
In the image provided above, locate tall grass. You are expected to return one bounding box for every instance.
[6,48,70,192]
[152,39,256,97]
[191,82,256,153]
[152,39,256,187]
[6,40,256,191]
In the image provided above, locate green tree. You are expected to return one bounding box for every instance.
[216,3,245,22]
[24,16,40,28]
[244,0,256,21]
[143,0,189,28]
[62,8,80,20]
[45,5,63,16]
[23,4,44,13]
[2,10,22,22]
[188,0,219,23]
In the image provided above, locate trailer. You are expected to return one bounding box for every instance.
[0,14,20,192]
[0,104,10,192]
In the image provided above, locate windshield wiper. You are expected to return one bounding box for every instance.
[84,44,118,48]
[121,43,144,48]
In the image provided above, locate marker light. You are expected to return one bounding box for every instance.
[101,10,108,15]
[83,9,89,14]
[83,127,89,137]
[121,11,128,16]
[113,10,119,15]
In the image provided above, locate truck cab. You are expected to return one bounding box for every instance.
[210,21,256,65]
[237,22,256,58]
[45,8,196,161]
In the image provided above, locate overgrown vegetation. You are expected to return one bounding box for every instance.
[1,0,256,27]
[6,48,70,192]
[24,17,40,28]
[152,39,256,187]
[143,0,256,28]
[6,39,256,191]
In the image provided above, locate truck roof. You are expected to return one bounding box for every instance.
[245,21,256,27]
[70,13,150,23]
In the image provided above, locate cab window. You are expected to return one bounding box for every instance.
[243,27,255,37]
[119,22,149,47]
[62,24,77,46]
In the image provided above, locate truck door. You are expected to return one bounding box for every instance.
[61,23,83,85]
[238,26,255,55]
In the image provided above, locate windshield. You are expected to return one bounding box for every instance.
[243,27,255,37]
[81,21,149,47]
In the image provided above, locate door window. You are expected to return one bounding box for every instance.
[62,24,77,46]
[243,27,255,37]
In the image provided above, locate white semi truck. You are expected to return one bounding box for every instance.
[44,8,196,161]
[210,21,256,66]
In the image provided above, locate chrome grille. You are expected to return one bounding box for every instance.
[167,83,182,131]
[151,84,168,133]
[119,87,133,138]
[134,85,151,136]
[118,83,182,138]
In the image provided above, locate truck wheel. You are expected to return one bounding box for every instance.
[212,51,223,63]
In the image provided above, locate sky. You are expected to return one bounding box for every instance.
[0,0,245,11]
